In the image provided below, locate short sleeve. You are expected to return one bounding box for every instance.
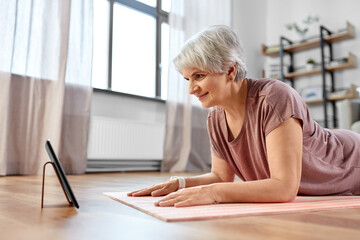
[262,81,306,136]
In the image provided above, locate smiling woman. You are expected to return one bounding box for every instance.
[182,67,236,109]
[128,25,360,207]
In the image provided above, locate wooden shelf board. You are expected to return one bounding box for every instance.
[327,32,352,43]
[285,68,322,79]
[326,22,355,43]
[306,96,359,105]
[327,52,357,72]
[305,99,324,104]
[327,61,356,71]
[263,51,279,57]
[261,44,280,57]
[284,52,356,79]
[285,40,320,53]
[261,22,355,57]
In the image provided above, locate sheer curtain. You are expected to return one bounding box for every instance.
[162,0,233,172]
[0,0,93,175]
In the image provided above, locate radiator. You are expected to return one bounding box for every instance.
[87,116,165,172]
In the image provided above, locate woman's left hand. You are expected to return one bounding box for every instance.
[155,184,218,207]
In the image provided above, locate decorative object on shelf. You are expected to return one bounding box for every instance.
[328,57,348,67]
[306,58,316,70]
[286,15,320,42]
[264,63,289,79]
[300,86,323,102]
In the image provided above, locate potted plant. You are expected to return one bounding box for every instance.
[306,58,316,70]
[286,15,320,42]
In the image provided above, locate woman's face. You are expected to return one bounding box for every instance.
[182,67,227,108]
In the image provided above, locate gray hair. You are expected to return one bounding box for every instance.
[173,25,247,82]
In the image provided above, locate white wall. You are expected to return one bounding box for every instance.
[90,90,166,124]
[233,0,267,78]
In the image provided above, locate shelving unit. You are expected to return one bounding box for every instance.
[262,22,357,128]
[262,22,355,56]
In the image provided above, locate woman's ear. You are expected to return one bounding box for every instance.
[227,64,237,81]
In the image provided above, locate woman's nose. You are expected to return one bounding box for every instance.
[189,80,198,95]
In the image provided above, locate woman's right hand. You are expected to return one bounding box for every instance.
[127,178,179,197]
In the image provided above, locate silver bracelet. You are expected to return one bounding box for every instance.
[170,176,186,190]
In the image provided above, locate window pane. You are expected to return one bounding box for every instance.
[136,0,156,7]
[161,22,169,99]
[92,0,109,89]
[112,4,156,97]
[161,0,171,12]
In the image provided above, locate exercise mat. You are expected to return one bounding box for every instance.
[103,192,360,222]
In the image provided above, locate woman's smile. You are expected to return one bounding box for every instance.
[197,92,209,101]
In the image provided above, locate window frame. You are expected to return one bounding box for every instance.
[106,0,169,99]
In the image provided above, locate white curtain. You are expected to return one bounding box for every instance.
[162,0,233,172]
[0,0,93,175]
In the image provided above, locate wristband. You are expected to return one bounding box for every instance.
[170,176,186,190]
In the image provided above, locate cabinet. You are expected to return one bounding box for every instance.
[262,22,357,128]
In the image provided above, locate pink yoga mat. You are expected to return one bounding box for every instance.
[103,192,360,222]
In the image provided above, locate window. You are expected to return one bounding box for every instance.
[92,0,171,99]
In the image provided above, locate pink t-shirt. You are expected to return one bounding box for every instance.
[208,78,360,195]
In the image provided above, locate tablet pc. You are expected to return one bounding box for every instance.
[45,139,79,208]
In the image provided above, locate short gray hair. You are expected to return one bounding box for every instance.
[173,25,247,82]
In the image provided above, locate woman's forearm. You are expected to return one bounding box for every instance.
[155,177,298,207]
[182,157,235,188]
[183,172,232,188]
[212,178,298,203]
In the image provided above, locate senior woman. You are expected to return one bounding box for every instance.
[128,25,360,207]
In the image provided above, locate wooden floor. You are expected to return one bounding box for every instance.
[1,172,360,240]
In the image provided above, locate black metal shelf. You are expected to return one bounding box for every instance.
[278,22,356,128]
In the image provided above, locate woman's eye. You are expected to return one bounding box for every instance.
[195,74,205,79]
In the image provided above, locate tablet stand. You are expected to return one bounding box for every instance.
[41,161,71,208]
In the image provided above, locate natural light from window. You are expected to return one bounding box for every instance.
[161,23,169,100]
[92,0,108,89]
[162,0,171,12]
[112,4,156,97]
[91,0,171,99]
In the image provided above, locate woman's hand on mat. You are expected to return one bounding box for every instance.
[127,179,179,197]
[155,185,217,207]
